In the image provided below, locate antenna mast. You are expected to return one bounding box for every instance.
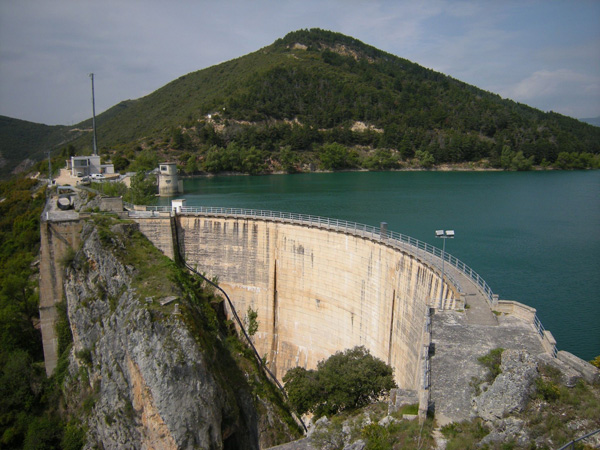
[89,73,98,155]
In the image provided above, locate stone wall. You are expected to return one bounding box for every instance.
[163,215,450,390]
[134,213,176,260]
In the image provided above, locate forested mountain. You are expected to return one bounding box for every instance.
[3,28,600,178]
[0,116,82,178]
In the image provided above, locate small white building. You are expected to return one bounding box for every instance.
[158,162,184,196]
[67,155,115,178]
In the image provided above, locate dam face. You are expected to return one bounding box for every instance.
[136,213,456,390]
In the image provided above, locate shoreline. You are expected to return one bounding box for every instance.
[178,164,568,179]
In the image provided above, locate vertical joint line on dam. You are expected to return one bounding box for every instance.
[388,290,396,366]
[270,260,279,372]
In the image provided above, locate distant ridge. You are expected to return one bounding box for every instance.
[2,28,599,178]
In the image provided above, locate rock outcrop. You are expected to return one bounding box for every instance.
[472,350,538,421]
[61,219,301,449]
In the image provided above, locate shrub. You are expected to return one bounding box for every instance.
[245,306,259,336]
[283,346,396,417]
[478,347,504,382]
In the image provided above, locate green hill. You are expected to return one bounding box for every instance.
[0,116,86,178]
[3,28,600,177]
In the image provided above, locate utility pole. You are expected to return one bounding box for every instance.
[90,73,98,156]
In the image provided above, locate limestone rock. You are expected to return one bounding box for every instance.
[473,350,538,421]
[378,415,398,427]
[479,417,530,447]
[62,221,298,449]
[343,439,366,450]
[537,353,582,387]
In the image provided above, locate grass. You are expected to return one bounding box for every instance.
[91,215,181,302]
[441,419,489,450]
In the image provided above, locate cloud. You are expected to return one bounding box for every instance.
[500,69,600,116]
[507,69,596,99]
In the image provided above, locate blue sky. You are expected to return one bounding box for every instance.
[1,0,599,125]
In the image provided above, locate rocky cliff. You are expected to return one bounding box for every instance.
[60,216,302,449]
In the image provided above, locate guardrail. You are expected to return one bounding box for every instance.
[534,315,558,358]
[133,205,497,305]
[557,429,600,450]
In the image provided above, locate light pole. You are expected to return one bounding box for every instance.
[435,229,454,307]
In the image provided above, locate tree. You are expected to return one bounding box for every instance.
[283,346,396,418]
[278,146,299,173]
[414,150,434,168]
[112,154,130,172]
[319,143,351,170]
[125,171,156,204]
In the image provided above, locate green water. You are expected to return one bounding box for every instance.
[159,171,600,361]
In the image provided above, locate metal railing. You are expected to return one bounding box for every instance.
[534,314,558,358]
[557,429,600,449]
[133,205,497,305]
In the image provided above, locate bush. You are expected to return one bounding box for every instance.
[477,347,504,382]
[283,346,396,417]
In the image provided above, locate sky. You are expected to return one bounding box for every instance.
[1,0,599,126]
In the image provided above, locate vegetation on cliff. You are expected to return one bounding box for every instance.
[3,29,600,178]
[0,178,50,448]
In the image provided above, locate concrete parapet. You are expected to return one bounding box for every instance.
[557,351,600,384]
[495,300,537,322]
[541,330,557,356]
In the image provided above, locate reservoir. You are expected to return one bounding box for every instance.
[158,170,600,361]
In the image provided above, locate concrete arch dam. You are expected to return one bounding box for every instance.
[135,208,474,391]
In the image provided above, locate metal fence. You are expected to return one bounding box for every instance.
[136,205,497,305]
[534,314,558,358]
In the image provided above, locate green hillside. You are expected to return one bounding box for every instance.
[0,116,85,178]
[3,29,600,177]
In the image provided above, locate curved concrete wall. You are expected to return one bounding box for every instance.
[175,215,454,390]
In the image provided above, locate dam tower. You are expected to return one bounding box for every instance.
[158,162,183,197]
